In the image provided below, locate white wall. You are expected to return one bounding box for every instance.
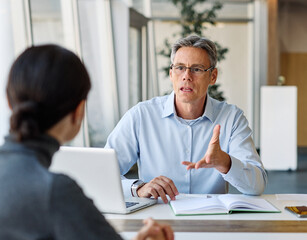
[154,20,180,95]
[206,23,251,122]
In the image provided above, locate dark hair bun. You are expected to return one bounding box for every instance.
[10,101,40,141]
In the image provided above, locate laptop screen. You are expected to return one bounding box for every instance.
[50,147,127,213]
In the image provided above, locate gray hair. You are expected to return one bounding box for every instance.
[170,35,217,68]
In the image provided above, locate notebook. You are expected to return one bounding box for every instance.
[50,146,157,214]
[169,194,280,216]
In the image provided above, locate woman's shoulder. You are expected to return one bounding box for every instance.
[49,173,122,239]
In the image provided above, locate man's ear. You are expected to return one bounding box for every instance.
[72,100,85,125]
[209,68,218,85]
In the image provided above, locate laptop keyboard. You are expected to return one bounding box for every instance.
[126,202,139,208]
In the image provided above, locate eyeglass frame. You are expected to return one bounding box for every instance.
[170,64,215,75]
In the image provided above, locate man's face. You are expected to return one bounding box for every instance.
[170,47,217,106]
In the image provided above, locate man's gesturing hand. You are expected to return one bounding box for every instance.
[137,176,179,204]
[182,124,231,174]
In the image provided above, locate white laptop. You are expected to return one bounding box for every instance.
[50,146,157,214]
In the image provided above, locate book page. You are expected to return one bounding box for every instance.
[170,196,228,215]
[218,194,279,212]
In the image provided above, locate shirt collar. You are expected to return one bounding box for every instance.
[162,91,176,118]
[162,91,216,123]
[202,95,215,123]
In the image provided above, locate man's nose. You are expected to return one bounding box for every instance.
[182,68,192,81]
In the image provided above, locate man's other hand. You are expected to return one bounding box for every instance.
[182,124,231,174]
[137,176,179,204]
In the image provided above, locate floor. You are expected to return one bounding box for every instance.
[126,150,307,194]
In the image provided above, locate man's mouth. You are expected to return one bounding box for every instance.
[180,87,193,92]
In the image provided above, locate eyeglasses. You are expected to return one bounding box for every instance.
[170,64,214,75]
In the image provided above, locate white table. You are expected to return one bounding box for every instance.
[105,194,307,240]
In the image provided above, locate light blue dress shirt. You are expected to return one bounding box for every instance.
[105,92,267,197]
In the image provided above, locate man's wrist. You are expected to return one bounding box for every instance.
[131,180,145,197]
[219,151,231,174]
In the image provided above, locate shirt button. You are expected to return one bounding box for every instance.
[186,149,190,153]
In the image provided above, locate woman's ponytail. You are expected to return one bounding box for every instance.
[10,101,40,141]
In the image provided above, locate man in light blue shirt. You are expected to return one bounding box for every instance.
[105,35,267,203]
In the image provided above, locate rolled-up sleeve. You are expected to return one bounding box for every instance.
[221,112,267,195]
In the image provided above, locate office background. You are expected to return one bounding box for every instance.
[0,0,306,193]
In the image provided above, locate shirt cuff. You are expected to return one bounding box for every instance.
[220,155,244,185]
[121,178,138,197]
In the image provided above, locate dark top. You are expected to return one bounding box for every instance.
[0,134,122,240]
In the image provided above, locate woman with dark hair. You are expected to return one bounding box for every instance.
[0,45,173,240]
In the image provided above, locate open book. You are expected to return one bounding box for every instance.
[169,194,280,216]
